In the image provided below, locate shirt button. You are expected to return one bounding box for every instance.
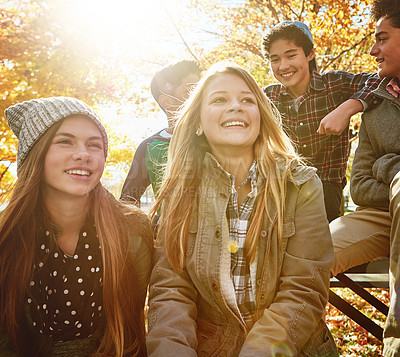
[257,279,261,286]
[260,293,265,300]
[212,282,219,291]
[260,230,267,238]
[299,122,304,126]
[303,144,307,147]
[215,230,221,239]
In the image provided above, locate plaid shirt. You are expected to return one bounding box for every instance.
[226,161,260,325]
[264,71,380,186]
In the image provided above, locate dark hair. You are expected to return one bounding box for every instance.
[150,60,202,108]
[262,23,317,73]
[371,0,400,28]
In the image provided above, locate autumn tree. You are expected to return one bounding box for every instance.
[190,0,377,82]
[0,0,139,201]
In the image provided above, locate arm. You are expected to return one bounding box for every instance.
[351,122,398,209]
[317,72,380,136]
[126,208,154,306]
[240,175,333,356]
[341,72,380,105]
[120,139,151,205]
[317,98,363,135]
[146,244,198,357]
[372,153,400,186]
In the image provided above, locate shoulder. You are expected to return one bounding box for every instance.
[320,70,376,83]
[122,204,153,254]
[263,83,283,96]
[320,70,352,79]
[136,129,169,150]
[275,157,317,186]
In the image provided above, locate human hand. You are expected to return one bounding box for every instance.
[317,112,350,135]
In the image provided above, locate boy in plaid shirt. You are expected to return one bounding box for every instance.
[262,21,380,222]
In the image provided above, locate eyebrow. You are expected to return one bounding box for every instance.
[208,90,254,95]
[375,30,388,38]
[54,132,103,141]
[270,48,298,58]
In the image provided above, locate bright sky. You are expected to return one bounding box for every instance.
[52,0,216,143]
[43,0,226,192]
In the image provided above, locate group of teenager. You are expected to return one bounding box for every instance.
[0,0,399,355]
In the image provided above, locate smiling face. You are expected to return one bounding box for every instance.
[370,17,400,79]
[269,38,315,98]
[43,115,106,201]
[200,73,260,160]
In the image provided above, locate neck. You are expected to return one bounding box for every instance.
[43,194,89,234]
[288,72,311,99]
[212,148,254,186]
[166,114,174,134]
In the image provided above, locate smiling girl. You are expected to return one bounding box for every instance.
[0,97,152,356]
[146,63,337,356]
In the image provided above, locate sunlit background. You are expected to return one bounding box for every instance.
[53,0,211,141]
[1,0,233,197]
[1,0,375,208]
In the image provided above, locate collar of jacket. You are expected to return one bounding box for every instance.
[373,77,400,107]
[202,152,317,188]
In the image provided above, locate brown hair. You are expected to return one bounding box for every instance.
[262,22,317,73]
[371,0,400,27]
[0,119,151,356]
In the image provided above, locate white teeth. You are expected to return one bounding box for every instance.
[223,121,246,127]
[281,72,295,77]
[65,169,90,176]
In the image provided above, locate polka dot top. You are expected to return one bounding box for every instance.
[27,220,104,342]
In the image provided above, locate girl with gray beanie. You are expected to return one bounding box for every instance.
[0,97,152,356]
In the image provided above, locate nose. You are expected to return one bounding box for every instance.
[279,58,290,71]
[72,145,90,161]
[228,99,242,112]
[370,42,379,57]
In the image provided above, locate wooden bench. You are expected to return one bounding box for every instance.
[329,257,389,341]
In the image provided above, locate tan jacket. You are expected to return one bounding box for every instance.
[147,154,337,357]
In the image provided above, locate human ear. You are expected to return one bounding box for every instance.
[307,48,316,62]
[158,94,170,111]
[196,123,204,136]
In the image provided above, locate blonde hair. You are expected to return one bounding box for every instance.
[151,62,301,272]
[0,119,150,356]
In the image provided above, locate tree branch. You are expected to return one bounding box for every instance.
[255,0,280,23]
[0,163,10,183]
[163,6,201,64]
[320,31,374,72]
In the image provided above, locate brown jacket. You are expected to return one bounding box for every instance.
[147,154,337,357]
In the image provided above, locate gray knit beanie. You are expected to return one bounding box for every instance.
[5,96,108,170]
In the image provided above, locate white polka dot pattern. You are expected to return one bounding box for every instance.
[27,222,103,342]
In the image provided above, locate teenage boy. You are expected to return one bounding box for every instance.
[120,60,201,205]
[329,1,400,354]
[262,21,380,222]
